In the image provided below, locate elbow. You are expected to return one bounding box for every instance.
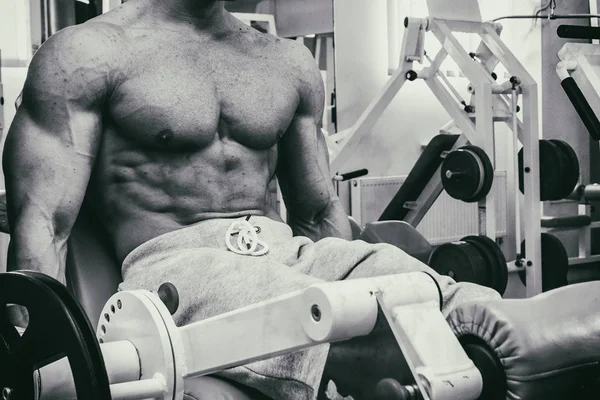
[290,197,340,224]
[312,198,340,223]
[9,202,73,244]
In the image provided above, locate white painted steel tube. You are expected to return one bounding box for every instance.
[37,340,141,400]
[110,376,168,400]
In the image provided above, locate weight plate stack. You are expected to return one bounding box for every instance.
[461,235,509,295]
[428,241,488,285]
[441,145,494,203]
[549,139,580,199]
[519,233,569,292]
[0,271,111,400]
[519,139,579,201]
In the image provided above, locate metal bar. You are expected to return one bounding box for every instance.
[521,81,542,296]
[498,94,525,142]
[579,204,592,258]
[37,340,141,400]
[425,78,478,139]
[474,82,496,239]
[430,21,492,86]
[428,49,449,75]
[480,24,542,296]
[569,254,600,265]
[591,0,599,45]
[404,134,469,227]
[480,24,537,89]
[472,40,500,75]
[179,273,441,379]
[506,261,524,274]
[508,91,521,249]
[110,378,168,400]
[497,102,522,260]
[425,53,466,105]
[439,19,489,34]
[179,279,380,377]
[376,295,483,400]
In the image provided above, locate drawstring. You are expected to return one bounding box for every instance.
[225,217,269,256]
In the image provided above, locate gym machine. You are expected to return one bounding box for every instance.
[329,5,545,297]
[553,21,600,268]
[4,267,600,400]
[0,270,485,400]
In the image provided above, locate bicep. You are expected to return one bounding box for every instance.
[4,102,101,239]
[277,116,335,218]
[3,32,106,237]
[276,44,333,217]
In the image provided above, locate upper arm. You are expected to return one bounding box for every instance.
[3,24,118,239]
[276,42,333,219]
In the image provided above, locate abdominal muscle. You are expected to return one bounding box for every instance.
[88,136,280,263]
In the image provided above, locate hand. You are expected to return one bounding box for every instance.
[5,304,29,330]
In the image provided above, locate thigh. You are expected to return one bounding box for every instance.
[183,376,268,400]
[295,238,434,281]
[119,247,324,325]
[295,239,501,315]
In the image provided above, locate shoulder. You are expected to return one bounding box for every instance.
[278,40,324,112]
[24,22,124,103]
[280,39,321,78]
[30,22,124,73]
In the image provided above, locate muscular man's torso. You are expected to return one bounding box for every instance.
[85,5,304,261]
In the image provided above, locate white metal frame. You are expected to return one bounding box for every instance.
[37,273,483,400]
[330,16,543,296]
[232,13,278,36]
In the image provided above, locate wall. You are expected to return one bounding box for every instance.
[275,0,333,37]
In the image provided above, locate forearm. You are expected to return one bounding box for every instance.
[7,220,68,284]
[288,199,352,242]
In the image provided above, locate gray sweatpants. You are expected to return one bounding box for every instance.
[118,216,500,400]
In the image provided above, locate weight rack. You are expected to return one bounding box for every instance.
[330,15,545,297]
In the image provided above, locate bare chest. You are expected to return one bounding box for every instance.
[108,39,300,151]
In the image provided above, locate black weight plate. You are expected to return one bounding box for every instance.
[546,141,566,201]
[27,272,111,398]
[428,241,486,285]
[549,139,580,199]
[441,149,482,201]
[518,140,564,201]
[463,235,508,295]
[462,146,494,203]
[0,271,111,400]
[460,236,493,288]
[519,233,569,292]
[546,139,571,200]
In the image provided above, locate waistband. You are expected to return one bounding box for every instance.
[121,216,294,269]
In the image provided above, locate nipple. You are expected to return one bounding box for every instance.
[156,129,174,144]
